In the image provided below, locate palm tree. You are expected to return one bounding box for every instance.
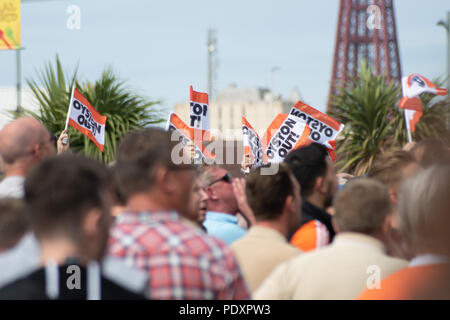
[330,61,450,175]
[19,56,163,163]
[329,62,402,175]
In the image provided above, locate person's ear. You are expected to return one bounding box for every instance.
[316,176,326,194]
[205,186,218,200]
[155,167,171,192]
[30,143,41,159]
[83,208,102,238]
[282,194,295,216]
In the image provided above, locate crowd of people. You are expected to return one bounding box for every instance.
[0,116,449,300]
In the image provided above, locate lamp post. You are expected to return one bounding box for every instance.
[437,11,450,130]
[207,29,217,100]
[437,12,450,93]
[15,47,23,113]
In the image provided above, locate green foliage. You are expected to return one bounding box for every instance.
[330,61,449,175]
[17,55,163,163]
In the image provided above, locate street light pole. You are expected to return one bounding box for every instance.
[16,48,22,113]
[207,29,217,100]
[437,12,450,130]
[447,11,450,95]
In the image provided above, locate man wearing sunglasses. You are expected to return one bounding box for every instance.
[108,128,250,299]
[201,166,248,245]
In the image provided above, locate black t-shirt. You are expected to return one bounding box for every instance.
[288,200,336,242]
[0,263,146,300]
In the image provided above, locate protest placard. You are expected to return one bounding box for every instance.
[65,87,107,152]
[398,74,448,138]
[189,86,210,142]
[166,113,215,162]
[242,116,264,169]
[262,113,311,163]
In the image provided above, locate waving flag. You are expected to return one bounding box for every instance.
[65,87,107,152]
[242,117,264,169]
[189,86,210,142]
[261,113,311,163]
[166,113,215,161]
[398,74,448,133]
[288,101,344,161]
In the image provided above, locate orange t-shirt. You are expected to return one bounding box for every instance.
[358,264,450,300]
[290,220,330,252]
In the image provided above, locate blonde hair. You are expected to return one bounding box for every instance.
[334,178,391,234]
[398,165,450,252]
[198,164,221,186]
[368,150,416,190]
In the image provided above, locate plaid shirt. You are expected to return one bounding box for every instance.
[107,210,250,300]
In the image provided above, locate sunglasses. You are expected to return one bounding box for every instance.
[49,133,56,144]
[208,172,232,187]
[37,132,56,147]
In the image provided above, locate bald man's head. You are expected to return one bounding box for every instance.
[0,117,55,170]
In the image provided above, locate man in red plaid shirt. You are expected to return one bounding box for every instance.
[108,128,250,299]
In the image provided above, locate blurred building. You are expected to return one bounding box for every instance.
[173,84,302,141]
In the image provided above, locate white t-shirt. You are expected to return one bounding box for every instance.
[0,176,25,198]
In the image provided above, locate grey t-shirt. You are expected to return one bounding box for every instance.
[0,233,41,288]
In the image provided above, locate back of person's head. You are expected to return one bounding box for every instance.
[398,164,450,255]
[368,150,419,193]
[24,154,111,260]
[115,128,179,198]
[410,138,450,168]
[0,117,55,173]
[115,127,195,216]
[334,178,391,235]
[245,163,299,222]
[284,143,329,197]
[0,198,28,252]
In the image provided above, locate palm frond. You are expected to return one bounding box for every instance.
[17,56,163,163]
[329,61,450,175]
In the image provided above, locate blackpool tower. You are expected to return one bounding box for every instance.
[327,0,402,112]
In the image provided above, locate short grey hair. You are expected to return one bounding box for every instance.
[334,178,391,234]
[398,164,450,252]
[198,165,221,186]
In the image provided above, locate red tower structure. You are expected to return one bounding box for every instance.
[327,0,402,112]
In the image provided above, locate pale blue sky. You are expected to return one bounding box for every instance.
[0,0,449,114]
